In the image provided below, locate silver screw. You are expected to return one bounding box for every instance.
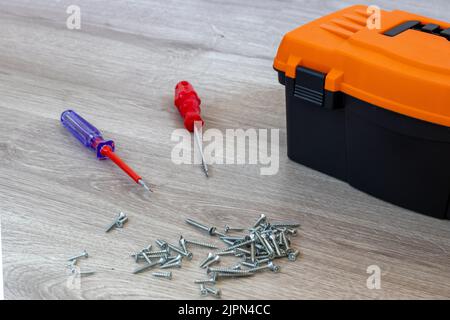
[221,238,254,252]
[207,267,252,275]
[280,232,290,251]
[168,243,193,260]
[253,214,266,228]
[194,278,216,285]
[166,254,182,265]
[79,269,96,277]
[160,260,182,269]
[155,239,168,249]
[269,233,282,256]
[250,234,256,263]
[186,218,216,235]
[179,235,188,253]
[105,212,127,232]
[271,222,300,228]
[248,261,280,273]
[288,250,299,261]
[152,271,172,280]
[240,261,257,268]
[286,228,297,236]
[260,233,275,254]
[216,272,254,278]
[141,252,153,265]
[199,284,208,296]
[185,239,218,249]
[224,225,245,233]
[67,250,88,261]
[199,253,214,268]
[205,286,221,298]
[202,255,220,268]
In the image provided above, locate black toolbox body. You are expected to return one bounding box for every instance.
[274,6,450,219]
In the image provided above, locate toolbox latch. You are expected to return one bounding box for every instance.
[294,66,343,109]
[294,67,326,107]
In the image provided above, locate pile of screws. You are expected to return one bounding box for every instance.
[187,214,300,298]
[105,212,128,233]
[66,250,95,276]
[131,236,219,279]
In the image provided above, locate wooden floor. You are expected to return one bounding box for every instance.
[0,0,449,300]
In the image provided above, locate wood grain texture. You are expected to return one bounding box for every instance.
[0,0,449,300]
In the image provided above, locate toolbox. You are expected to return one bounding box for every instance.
[273,5,450,219]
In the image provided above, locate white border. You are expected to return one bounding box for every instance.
[0,218,4,300]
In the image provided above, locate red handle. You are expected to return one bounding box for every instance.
[174,81,203,132]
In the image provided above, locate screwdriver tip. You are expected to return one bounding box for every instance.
[138,179,152,192]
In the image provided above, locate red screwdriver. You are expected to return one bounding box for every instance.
[174,81,209,177]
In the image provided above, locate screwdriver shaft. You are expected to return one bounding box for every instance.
[194,125,209,177]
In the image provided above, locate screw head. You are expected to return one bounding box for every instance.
[200,284,208,296]
[185,251,194,260]
[208,226,217,235]
[268,261,280,273]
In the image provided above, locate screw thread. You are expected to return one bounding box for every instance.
[152,271,172,279]
[186,240,218,249]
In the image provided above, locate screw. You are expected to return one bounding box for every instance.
[186,218,216,235]
[253,214,266,228]
[207,267,252,275]
[185,239,218,249]
[222,238,254,252]
[224,225,245,233]
[271,222,300,228]
[179,235,188,253]
[202,255,220,268]
[205,286,221,298]
[115,215,128,228]
[286,228,297,236]
[249,261,280,273]
[194,278,216,285]
[199,253,214,268]
[215,272,254,278]
[250,235,256,263]
[240,261,257,268]
[105,212,127,232]
[269,233,282,256]
[152,271,172,280]
[280,232,290,251]
[220,238,235,246]
[199,284,208,296]
[79,269,96,277]
[260,233,275,254]
[288,250,299,261]
[67,250,88,261]
[254,232,271,254]
[155,239,168,250]
[220,236,246,242]
[160,260,182,269]
[235,247,251,255]
[166,254,182,265]
[168,243,193,260]
[141,252,153,265]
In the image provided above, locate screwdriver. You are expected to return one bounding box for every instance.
[174,81,209,177]
[60,110,151,192]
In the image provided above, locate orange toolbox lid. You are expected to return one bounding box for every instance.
[274,5,450,127]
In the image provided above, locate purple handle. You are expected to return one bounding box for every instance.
[61,110,114,159]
